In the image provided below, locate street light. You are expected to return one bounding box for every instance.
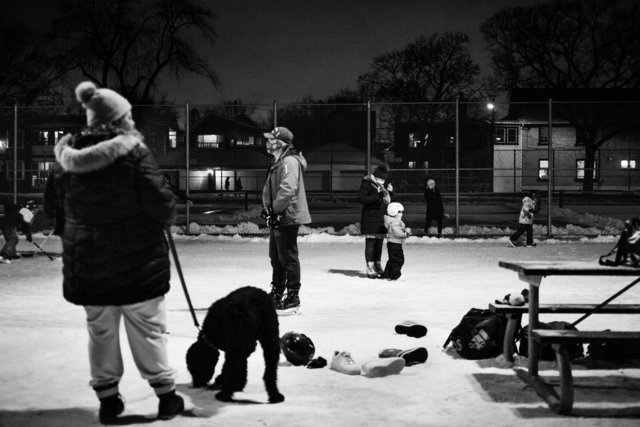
[487,102,496,144]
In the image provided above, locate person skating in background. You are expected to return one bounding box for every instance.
[383,202,410,280]
[262,126,311,315]
[224,176,231,191]
[43,81,183,423]
[0,200,33,262]
[358,163,393,278]
[509,191,540,247]
[423,179,445,237]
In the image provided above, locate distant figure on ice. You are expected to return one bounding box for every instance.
[44,81,184,423]
[423,179,445,237]
[383,202,410,280]
[262,126,311,315]
[358,163,393,278]
[0,200,32,262]
[509,191,541,247]
[224,176,231,191]
[235,176,243,192]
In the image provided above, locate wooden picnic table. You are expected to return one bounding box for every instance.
[498,260,640,414]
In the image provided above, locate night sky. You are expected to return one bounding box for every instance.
[4,0,542,104]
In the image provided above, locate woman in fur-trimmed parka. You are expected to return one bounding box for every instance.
[43,81,184,423]
[358,163,393,278]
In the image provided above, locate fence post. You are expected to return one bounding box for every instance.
[547,99,553,238]
[273,101,278,127]
[455,97,460,237]
[185,101,190,235]
[366,100,371,173]
[13,103,18,204]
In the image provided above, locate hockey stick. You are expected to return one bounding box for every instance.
[165,228,200,329]
[31,240,55,261]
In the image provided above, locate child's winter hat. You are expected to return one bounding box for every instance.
[373,162,389,180]
[387,202,404,217]
[75,81,132,127]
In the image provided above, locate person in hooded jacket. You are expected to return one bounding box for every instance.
[424,179,445,237]
[43,81,184,423]
[262,126,311,315]
[383,202,411,280]
[509,192,539,247]
[358,163,393,278]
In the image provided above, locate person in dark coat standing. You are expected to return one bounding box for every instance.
[358,163,393,278]
[424,179,445,237]
[43,81,184,423]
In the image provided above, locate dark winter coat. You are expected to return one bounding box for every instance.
[44,131,176,306]
[358,175,392,235]
[424,187,444,219]
[262,147,311,226]
[0,203,31,236]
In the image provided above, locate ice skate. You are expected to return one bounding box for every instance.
[99,393,125,423]
[366,262,379,279]
[268,283,285,308]
[0,256,11,264]
[276,289,301,316]
[508,239,518,248]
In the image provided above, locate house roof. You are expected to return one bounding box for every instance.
[502,88,640,122]
[191,111,263,133]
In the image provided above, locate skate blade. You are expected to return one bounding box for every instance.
[277,307,301,316]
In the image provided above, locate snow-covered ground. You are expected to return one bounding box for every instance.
[1,231,640,426]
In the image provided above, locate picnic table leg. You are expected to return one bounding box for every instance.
[519,273,542,377]
[552,343,574,415]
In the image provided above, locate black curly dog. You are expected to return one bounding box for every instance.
[186,286,284,403]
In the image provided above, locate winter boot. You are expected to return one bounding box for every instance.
[361,357,405,378]
[98,393,125,424]
[277,289,301,315]
[394,321,428,338]
[366,262,379,279]
[330,351,361,375]
[157,390,184,421]
[269,283,286,308]
[373,261,385,276]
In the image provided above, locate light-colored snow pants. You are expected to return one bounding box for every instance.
[84,296,175,398]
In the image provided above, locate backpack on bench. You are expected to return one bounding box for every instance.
[444,308,507,360]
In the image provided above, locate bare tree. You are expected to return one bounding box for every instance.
[0,22,62,106]
[482,0,640,190]
[49,0,219,104]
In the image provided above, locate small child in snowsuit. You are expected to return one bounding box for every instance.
[509,192,539,247]
[383,202,411,280]
[0,200,33,261]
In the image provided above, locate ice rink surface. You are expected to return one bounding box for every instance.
[1,234,639,426]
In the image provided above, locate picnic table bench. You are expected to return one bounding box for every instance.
[497,260,640,415]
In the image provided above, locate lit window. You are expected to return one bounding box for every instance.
[168,130,177,149]
[197,134,223,149]
[38,131,49,144]
[409,133,421,148]
[53,131,64,143]
[236,136,255,146]
[621,159,636,169]
[494,127,518,144]
[448,136,455,146]
[576,159,597,180]
[538,159,548,180]
[408,161,416,168]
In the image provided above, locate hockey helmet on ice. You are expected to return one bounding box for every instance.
[387,202,404,217]
[280,331,315,366]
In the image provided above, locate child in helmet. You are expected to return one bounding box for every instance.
[383,202,411,280]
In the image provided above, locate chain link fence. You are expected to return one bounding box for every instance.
[1,100,638,236]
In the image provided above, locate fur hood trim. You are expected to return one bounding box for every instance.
[55,133,144,173]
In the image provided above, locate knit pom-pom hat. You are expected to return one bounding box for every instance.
[75,81,132,127]
[373,162,389,180]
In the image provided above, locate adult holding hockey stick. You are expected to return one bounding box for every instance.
[43,81,184,423]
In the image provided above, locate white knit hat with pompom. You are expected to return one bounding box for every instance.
[75,81,132,126]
